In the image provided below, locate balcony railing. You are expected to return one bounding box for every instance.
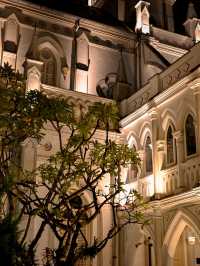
[182,155,200,189]
[131,155,200,199]
[160,166,179,196]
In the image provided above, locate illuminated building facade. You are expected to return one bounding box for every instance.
[1,0,200,265]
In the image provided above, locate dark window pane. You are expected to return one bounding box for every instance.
[167,126,174,164]
[145,136,153,174]
[185,115,196,156]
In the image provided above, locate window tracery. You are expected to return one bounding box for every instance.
[39,48,56,86]
[167,125,176,165]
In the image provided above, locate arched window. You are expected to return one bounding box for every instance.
[185,114,196,156]
[39,48,56,86]
[126,145,138,183]
[145,136,153,174]
[167,125,175,164]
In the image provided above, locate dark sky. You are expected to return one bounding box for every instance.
[25,0,200,34]
[173,0,200,33]
[25,0,124,27]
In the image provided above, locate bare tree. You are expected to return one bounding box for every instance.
[0,64,146,266]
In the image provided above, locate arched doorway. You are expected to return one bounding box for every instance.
[173,225,200,266]
[163,211,200,266]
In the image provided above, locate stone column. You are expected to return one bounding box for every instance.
[153,203,163,266]
[190,79,200,154]
[137,149,145,196]
[137,149,145,177]
[156,140,165,172]
[155,140,166,195]
[173,130,185,189]
[149,108,159,197]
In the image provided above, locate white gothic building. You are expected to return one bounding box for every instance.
[1,0,200,266]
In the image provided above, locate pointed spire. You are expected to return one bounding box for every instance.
[184,18,200,41]
[187,1,197,19]
[135,1,150,34]
[195,22,200,43]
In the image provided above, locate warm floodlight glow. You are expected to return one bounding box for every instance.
[156,174,165,194]
[141,174,154,197]
[76,69,88,93]
[187,236,196,245]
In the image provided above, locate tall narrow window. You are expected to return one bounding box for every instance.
[126,145,138,183]
[39,48,56,86]
[167,126,175,164]
[145,136,153,174]
[185,114,196,156]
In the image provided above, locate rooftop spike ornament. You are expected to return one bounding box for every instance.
[135,1,150,34]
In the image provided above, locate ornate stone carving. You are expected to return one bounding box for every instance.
[161,62,190,90]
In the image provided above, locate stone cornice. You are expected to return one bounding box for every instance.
[150,187,200,211]
[119,73,193,129]
[42,84,114,104]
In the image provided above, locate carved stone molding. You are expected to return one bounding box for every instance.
[161,62,190,91]
[188,77,200,94]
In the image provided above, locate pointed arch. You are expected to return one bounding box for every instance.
[179,101,196,130]
[39,47,57,86]
[163,209,200,265]
[27,34,67,87]
[27,65,42,91]
[37,40,60,87]
[36,34,66,59]
[161,109,177,133]
[126,133,139,183]
[127,132,138,149]
[139,123,153,176]
[139,122,152,148]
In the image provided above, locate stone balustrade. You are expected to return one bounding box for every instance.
[132,155,200,199]
[138,174,154,198]
[182,155,200,189]
[159,166,179,196]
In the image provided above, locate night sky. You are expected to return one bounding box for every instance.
[25,0,200,34]
[173,0,200,34]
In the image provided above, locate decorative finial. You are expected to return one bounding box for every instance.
[135,1,150,34]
